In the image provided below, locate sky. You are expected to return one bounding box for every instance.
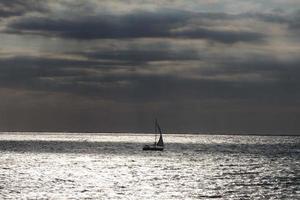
[0,0,300,134]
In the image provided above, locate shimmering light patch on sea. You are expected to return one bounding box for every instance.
[0,133,299,199]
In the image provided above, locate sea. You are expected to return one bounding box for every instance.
[0,133,299,199]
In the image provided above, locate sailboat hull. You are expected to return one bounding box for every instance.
[143,145,164,151]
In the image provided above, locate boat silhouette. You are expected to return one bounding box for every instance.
[143,119,164,151]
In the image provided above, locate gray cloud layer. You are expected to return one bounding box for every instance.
[1,53,299,103]
[0,0,46,18]
[6,10,266,44]
[0,1,300,133]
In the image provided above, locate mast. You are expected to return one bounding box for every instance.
[154,119,157,145]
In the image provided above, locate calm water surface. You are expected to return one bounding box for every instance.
[0,133,299,199]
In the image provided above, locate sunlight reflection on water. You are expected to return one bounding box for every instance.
[0,133,299,199]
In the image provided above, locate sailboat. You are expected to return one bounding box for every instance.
[143,119,164,151]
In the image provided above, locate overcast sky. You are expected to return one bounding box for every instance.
[0,0,300,134]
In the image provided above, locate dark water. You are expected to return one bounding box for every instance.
[0,133,299,199]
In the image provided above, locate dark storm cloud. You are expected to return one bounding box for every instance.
[83,48,199,62]
[287,11,300,30]
[6,11,185,39]
[200,55,299,77]
[0,56,119,98]
[173,28,264,43]
[1,1,300,133]
[0,56,94,79]
[0,0,46,18]
[1,54,300,103]
[5,10,266,43]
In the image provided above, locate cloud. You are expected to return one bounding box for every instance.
[287,10,300,31]
[83,48,199,62]
[6,11,186,38]
[1,1,300,132]
[173,27,265,43]
[5,10,266,44]
[1,51,300,104]
[243,10,300,32]
[0,0,47,18]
